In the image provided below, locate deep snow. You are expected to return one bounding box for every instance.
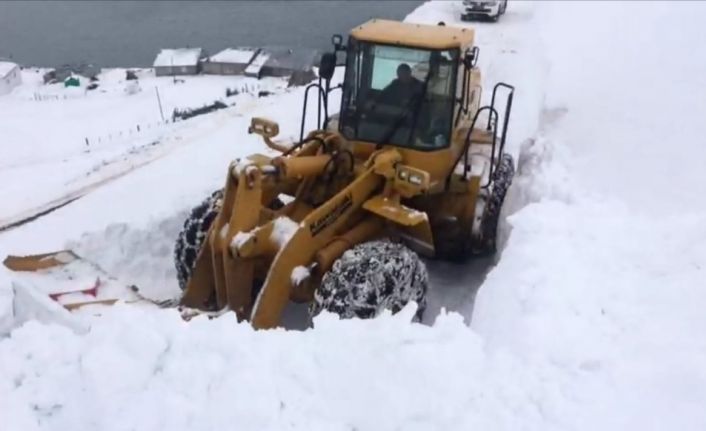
[1,1,706,430]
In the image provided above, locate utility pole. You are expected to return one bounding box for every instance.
[155,87,165,122]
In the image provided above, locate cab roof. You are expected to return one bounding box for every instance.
[350,19,475,50]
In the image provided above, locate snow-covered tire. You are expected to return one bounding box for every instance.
[174,191,285,291]
[174,189,223,290]
[433,153,515,260]
[309,240,428,322]
[479,153,515,253]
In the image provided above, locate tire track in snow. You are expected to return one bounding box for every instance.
[406,1,548,324]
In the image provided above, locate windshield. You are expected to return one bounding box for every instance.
[339,38,458,150]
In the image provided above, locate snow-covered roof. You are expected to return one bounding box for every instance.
[153,48,202,68]
[244,52,270,75]
[0,61,19,77]
[209,48,259,64]
[261,46,318,72]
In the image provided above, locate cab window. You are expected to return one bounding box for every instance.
[339,39,458,150]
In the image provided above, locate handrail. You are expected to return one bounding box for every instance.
[299,80,328,141]
[299,79,343,141]
[322,84,343,130]
[487,82,515,158]
[446,82,514,190]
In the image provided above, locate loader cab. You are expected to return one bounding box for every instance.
[335,20,476,153]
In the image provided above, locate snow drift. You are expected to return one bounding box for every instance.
[2,1,706,430]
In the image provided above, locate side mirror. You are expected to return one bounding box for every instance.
[319,52,337,81]
[464,46,479,68]
[331,34,344,51]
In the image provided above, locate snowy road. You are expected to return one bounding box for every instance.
[2,1,706,430]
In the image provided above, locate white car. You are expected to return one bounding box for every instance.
[460,0,508,22]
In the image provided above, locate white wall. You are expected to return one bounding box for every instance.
[0,64,22,96]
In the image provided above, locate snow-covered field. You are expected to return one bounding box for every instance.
[0,68,288,227]
[2,1,706,430]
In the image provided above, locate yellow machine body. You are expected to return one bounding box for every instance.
[181,19,508,329]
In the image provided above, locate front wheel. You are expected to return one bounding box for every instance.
[173,190,283,291]
[174,189,223,291]
[309,240,428,322]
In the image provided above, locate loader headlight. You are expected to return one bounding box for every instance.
[394,165,430,194]
[408,174,423,185]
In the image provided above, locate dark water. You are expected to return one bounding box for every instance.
[0,1,422,68]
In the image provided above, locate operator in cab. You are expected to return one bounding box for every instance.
[378,63,424,107]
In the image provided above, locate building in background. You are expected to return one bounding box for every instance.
[244,47,318,81]
[260,46,318,78]
[202,48,260,75]
[42,63,101,84]
[0,61,22,95]
[153,48,203,77]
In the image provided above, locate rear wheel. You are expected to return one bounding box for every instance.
[433,153,515,260]
[309,240,429,322]
[478,153,515,254]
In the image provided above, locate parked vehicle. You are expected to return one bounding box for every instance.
[460,0,508,22]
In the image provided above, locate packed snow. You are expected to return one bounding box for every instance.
[0,67,288,227]
[230,231,253,253]
[270,216,300,248]
[291,265,310,286]
[1,1,706,430]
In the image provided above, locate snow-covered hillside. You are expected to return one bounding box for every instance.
[2,1,706,430]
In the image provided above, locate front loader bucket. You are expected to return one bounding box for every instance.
[3,250,79,272]
[3,250,124,321]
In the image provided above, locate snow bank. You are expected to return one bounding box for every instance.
[66,211,188,300]
[476,196,706,428]
[1,304,551,431]
[531,0,706,217]
[472,1,706,428]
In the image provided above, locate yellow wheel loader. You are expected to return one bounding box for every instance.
[4,19,516,326]
[173,19,516,328]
